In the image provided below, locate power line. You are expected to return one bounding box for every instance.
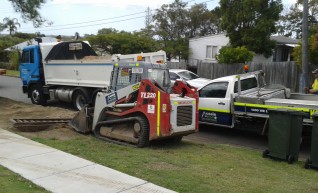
[19,11,145,30]
[16,0,217,33]
[20,15,146,33]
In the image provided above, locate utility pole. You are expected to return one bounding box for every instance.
[300,0,309,92]
[145,7,152,37]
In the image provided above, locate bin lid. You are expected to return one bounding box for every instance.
[268,108,306,116]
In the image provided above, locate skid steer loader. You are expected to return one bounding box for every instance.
[70,62,199,147]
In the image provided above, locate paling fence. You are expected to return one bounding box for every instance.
[167,60,317,92]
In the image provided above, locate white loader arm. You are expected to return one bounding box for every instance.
[92,82,141,130]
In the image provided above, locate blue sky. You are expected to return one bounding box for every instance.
[0,0,297,37]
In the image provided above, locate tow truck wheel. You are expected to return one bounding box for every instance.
[30,85,47,106]
[73,90,89,111]
[134,116,150,148]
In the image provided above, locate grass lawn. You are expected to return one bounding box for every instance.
[0,165,49,193]
[27,134,318,193]
[5,70,19,77]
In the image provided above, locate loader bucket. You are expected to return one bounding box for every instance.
[69,106,93,134]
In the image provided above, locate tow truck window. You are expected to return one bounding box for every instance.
[21,50,30,63]
[199,82,228,98]
[234,77,258,93]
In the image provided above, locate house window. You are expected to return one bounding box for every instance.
[206,45,218,59]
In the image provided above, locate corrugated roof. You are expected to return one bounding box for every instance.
[270,36,299,44]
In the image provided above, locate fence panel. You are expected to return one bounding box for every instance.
[169,60,304,92]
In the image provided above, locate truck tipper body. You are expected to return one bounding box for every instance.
[192,71,318,134]
[19,40,166,110]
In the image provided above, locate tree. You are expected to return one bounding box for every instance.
[153,0,189,61]
[220,0,283,57]
[188,5,223,37]
[8,0,47,27]
[87,29,159,55]
[216,46,254,64]
[97,28,119,35]
[3,17,20,35]
[277,0,318,38]
[293,25,318,66]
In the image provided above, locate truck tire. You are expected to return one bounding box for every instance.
[134,116,150,147]
[72,90,89,111]
[30,85,47,106]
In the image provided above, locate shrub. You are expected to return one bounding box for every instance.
[216,46,254,64]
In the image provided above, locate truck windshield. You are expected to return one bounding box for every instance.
[148,69,171,88]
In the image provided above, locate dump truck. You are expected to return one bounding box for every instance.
[19,40,166,110]
[70,62,199,147]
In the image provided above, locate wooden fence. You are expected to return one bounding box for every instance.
[167,61,317,92]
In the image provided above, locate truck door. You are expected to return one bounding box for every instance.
[198,81,232,126]
[20,46,40,85]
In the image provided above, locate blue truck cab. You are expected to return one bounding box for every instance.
[20,45,47,105]
[20,45,41,87]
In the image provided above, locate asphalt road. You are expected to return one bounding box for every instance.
[0,75,31,104]
[0,75,310,160]
[0,75,76,109]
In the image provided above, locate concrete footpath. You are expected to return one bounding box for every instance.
[0,128,176,193]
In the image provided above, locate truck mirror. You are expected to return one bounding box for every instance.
[34,37,42,44]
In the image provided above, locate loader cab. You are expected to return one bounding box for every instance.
[20,45,41,87]
[110,62,171,91]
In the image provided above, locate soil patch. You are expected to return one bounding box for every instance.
[0,97,78,140]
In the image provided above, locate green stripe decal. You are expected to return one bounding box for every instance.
[234,102,310,113]
[199,107,230,113]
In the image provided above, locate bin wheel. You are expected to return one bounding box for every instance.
[262,149,269,158]
[304,158,311,169]
[287,155,294,164]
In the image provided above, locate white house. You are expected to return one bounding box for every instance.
[189,33,298,63]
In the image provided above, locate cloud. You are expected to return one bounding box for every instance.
[51,0,172,9]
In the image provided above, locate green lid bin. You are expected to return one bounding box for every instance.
[263,109,305,164]
[305,113,318,170]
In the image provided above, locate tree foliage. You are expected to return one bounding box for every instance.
[216,46,254,64]
[153,0,222,61]
[293,25,318,66]
[87,28,159,55]
[277,0,318,38]
[8,0,47,27]
[220,0,283,57]
[2,17,20,35]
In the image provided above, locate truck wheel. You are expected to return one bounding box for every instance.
[72,90,89,111]
[134,116,150,148]
[30,85,47,106]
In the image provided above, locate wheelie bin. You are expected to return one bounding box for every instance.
[263,109,305,164]
[305,113,318,170]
